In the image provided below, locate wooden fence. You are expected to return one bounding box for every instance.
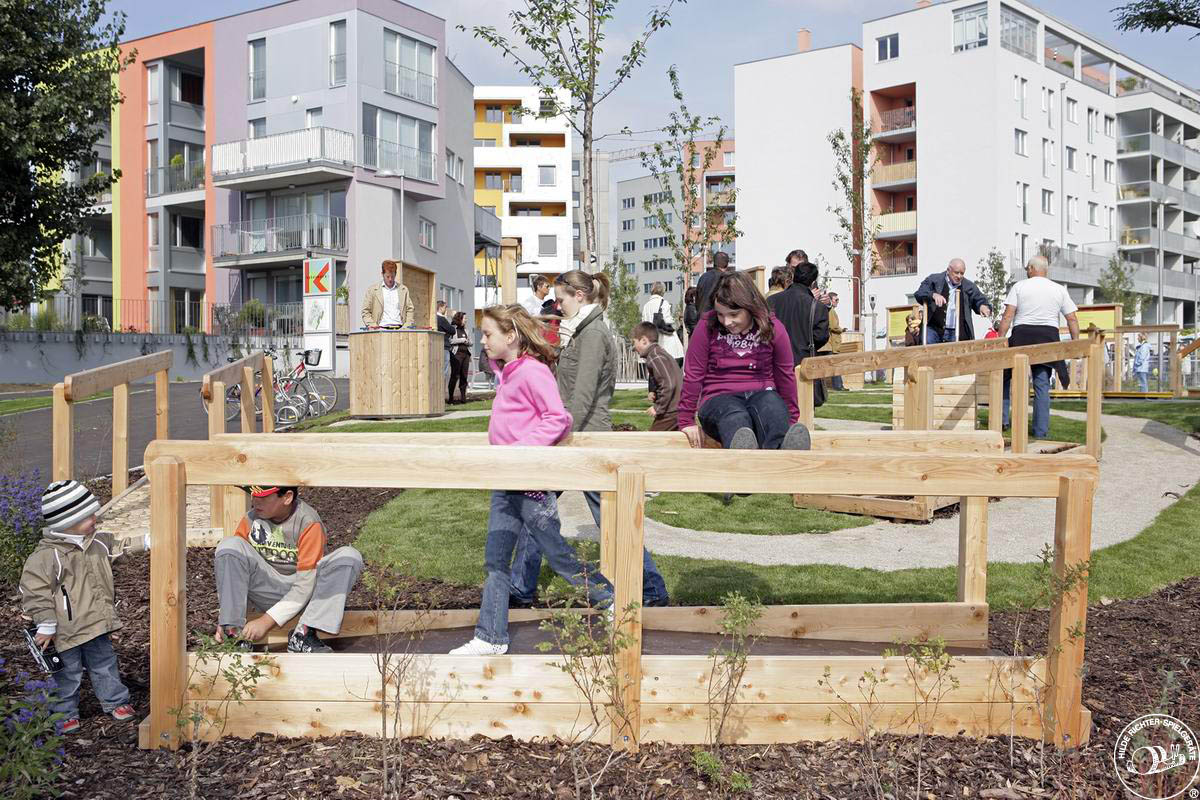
[52,351,172,495]
[140,432,1098,753]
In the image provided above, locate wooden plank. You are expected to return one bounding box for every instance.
[147,457,187,751]
[222,485,246,537]
[793,494,933,521]
[52,383,73,481]
[145,439,1099,498]
[1086,341,1103,459]
[795,373,816,430]
[1179,336,1200,360]
[239,366,255,433]
[643,602,988,648]
[925,339,1092,381]
[1045,475,1094,750]
[1011,355,1029,454]
[1171,330,1184,399]
[261,357,275,434]
[911,366,934,430]
[800,338,1006,379]
[154,369,169,441]
[262,607,571,644]
[612,468,645,751]
[207,380,225,531]
[957,497,988,605]
[112,383,129,496]
[1113,324,1180,334]
[201,351,264,401]
[599,491,616,580]
[988,369,1004,433]
[64,350,174,401]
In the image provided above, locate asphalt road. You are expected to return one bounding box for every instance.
[1,379,349,481]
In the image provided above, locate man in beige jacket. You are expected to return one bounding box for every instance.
[360,259,414,328]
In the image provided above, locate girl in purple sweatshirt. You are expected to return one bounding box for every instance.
[678,271,811,452]
[450,304,614,656]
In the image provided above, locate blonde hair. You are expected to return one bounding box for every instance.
[482,304,557,366]
[555,270,611,309]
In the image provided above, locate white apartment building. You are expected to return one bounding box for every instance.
[616,173,684,305]
[473,86,573,309]
[737,1,1200,338]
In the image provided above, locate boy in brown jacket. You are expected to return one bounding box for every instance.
[630,321,682,431]
[20,480,147,733]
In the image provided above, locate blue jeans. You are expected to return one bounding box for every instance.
[511,490,670,607]
[698,389,792,449]
[1003,364,1053,439]
[1136,370,1149,392]
[925,327,958,344]
[51,633,129,718]
[479,491,613,645]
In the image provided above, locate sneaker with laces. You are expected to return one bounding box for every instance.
[60,718,80,734]
[449,637,508,655]
[111,704,136,721]
[287,626,333,653]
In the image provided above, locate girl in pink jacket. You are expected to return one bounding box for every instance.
[450,305,614,655]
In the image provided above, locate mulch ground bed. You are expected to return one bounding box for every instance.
[3,481,1197,797]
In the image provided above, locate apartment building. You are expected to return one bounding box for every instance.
[572,149,611,271]
[737,1,1200,334]
[472,86,573,310]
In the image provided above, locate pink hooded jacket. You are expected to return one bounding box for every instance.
[488,356,573,446]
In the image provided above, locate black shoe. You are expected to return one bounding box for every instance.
[509,596,537,609]
[643,596,671,608]
[287,626,333,653]
[222,626,254,652]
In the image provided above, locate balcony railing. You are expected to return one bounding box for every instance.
[384,60,436,104]
[362,135,437,181]
[1120,227,1156,246]
[1118,181,1152,201]
[877,210,917,235]
[212,127,356,177]
[872,254,918,276]
[873,160,916,184]
[0,296,211,335]
[1117,133,1150,155]
[248,69,265,101]
[878,106,915,133]
[211,214,348,259]
[329,53,346,86]
[1045,55,1073,79]
[146,162,206,196]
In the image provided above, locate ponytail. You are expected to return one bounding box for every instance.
[589,271,610,309]
[555,269,610,309]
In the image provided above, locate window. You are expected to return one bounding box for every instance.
[1067,195,1077,232]
[1088,202,1099,225]
[248,39,265,101]
[384,30,436,104]
[172,215,202,249]
[248,118,266,139]
[643,190,670,204]
[1014,128,1027,156]
[723,150,734,167]
[1042,138,1054,177]
[1089,155,1097,189]
[643,215,655,227]
[643,236,669,249]
[1047,88,1055,128]
[622,197,635,209]
[953,4,988,51]
[147,213,159,247]
[362,104,437,180]
[538,234,557,256]
[877,33,899,61]
[621,219,634,231]
[1104,160,1114,183]
[1066,98,1077,123]
[1086,107,1097,143]
[509,173,522,192]
[999,4,1035,59]
[623,241,636,252]
[572,224,580,240]
[1104,115,1115,136]
[445,149,455,178]
[330,20,346,86]
[481,172,499,190]
[147,64,159,107]
[538,165,555,186]
[690,153,701,168]
[306,107,322,128]
[539,97,557,116]
[485,105,502,123]
[1066,146,1077,170]
[419,217,436,250]
[1042,189,1054,214]
[572,190,580,208]
[456,156,465,184]
[1014,76,1027,118]
[1017,181,1029,223]
[1108,206,1115,238]
[174,70,203,105]
[572,159,580,177]
[474,138,495,147]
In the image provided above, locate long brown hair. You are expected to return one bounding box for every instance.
[555,270,611,309]
[482,304,557,366]
[710,270,773,341]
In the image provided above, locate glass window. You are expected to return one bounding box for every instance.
[1066,146,1076,170]
[147,213,159,247]
[384,29,436,104]
[1041,189,1054,214]
[510,173,522,192]
[173,215,202,249]
[177,71,203,105]
[1104,115,1115,136]
[1088,202,1098,225]
[539,165,555,186]
[484,172,501,190]
[1014,128,1027,155]
[999,4,1035,60]
[622,197,635,209]
[248,39,265,101]
[474,138,496,147]
[690,153,701,168]
[572,190,580,208]
[622,219,634,231]
[572,159,580,176]
[573,223,580,240]
[1067,196,1077,232]
[330,21,346,86]
[248,118,265,139]
[723,151,734,167]
[456,156,464,183]
[953,4,988,52]
[1104,160,1114,183]
[306,107,322,128]
[623,241,635,252]
[485,105,502,123]
[147,64,159,106]
[877,33,899,62]
[1067,98,1077,122]
[445,149,455,177]
[419,217,436,250]
[539,97,557,116]
[538,234,557,256]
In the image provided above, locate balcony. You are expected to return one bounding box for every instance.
[876,107,915,142]
[211,214,348,266]
[362,135,437,182]
[474,204,502,248]
[876,210,917,239]
[872,254,917,276]
[146,162,205,198]
[1119,227,1157,248]
[872,160,916,189]
[384,60,436,105]
[211,127,356,191]
[705,180,736,207]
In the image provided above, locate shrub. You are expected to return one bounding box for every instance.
[0,471,45,588]
[238,299,266,328]
[0,656,65,800]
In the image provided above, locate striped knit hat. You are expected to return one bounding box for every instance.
[42,480,100,532]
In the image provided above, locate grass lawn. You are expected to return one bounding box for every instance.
[975,409,1097,445]
[0,390,112,417]
[813,404,892,424]
[647,492,865,535]
[1052,399,1200,435]
[822,390,893,405]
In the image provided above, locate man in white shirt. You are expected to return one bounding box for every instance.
[521,275,551,317]
[360,260,414,328]
[996,255,1080,439]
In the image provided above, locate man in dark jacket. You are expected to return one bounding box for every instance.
[913,258,992,343]
[768,254,830,373]
[436,300,456,377]
[695,251,733,315]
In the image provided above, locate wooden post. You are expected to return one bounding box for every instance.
[599,491,617,580]
[52,383,73,482]
[1011,354,1029,453]
[261,357,275,434]
[154,369,170,441]
[112,383,129,497]
[988,369,1004,433]
[500,237,519,306]
[1171,330,1184,398]
[223,485,246,537]
[1113,330,1124,391]
[612,467,645,752]
[902,368,917,430]
[208,380,225,530]
[147,456,187,750]
[910,366,934,431]
[240,366,256,433]
[1086,341,1103,459]
[956,495,988,604]
[795,375,816,430]
[1044,475,1095,749]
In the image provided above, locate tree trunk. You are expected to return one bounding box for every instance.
[581,102,595,271]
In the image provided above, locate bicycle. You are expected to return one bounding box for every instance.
[199,348,337,427]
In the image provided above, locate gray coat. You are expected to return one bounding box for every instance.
[556,307,615,432]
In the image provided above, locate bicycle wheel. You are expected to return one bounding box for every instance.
[274,403,302,429]
[224,384,242,422]
[305,373,338,415]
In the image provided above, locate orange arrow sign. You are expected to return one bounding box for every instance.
[306,261,330,294]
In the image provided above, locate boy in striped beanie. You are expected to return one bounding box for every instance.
[18,480,147,734]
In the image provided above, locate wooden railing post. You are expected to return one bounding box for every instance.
[239,366,256,433]
[155,369,170,441]
[599,491,617,580]
[148,456,187,750]
[208,380,226,531]
[1044,475,1095,749]
[1011,354,1030,453]
[1086,341,1103,459]
[261,357,275,434]
[956,495,988,607]
[612,467,645,752]
[112,383,129,496]
[52,383,73,481]
[1171,330,1184,398]
[910,366,934,431]
[988,369,1004,433]
[795,372,815,430]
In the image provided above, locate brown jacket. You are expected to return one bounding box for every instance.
[19,530,148,651]
[360,281,414,327]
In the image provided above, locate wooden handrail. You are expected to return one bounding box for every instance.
[200,351,265,401]
[913,338,1093,381]
[799,337,1004,379]
[63,350,173,401]
[1179,337,1200,360]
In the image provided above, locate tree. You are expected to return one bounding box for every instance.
[827,88,878,329]
[0,0,133,309]
[463,0,685,269]
[640,65,739,301]
[1114,0,1200,37]
[604,251,640,340]
[1098,254,1147,323]
[974,248,1011,319]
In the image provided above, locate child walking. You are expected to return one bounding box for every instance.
[451,304,614,655]
[630,321,682,431]
[19,480,147,733]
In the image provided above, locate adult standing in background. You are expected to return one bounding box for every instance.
[768,255,829,405]
[914,258,992,343]
[996,255,1080,440]
[360,259,413,328]
[521,275,551,318]
[436,300,455,379]
[447,311,472,404]
[695,251,734,315]
[683,287,700,337]
[823,292,847,391]
[1133,333,1151,392]
[641,282,685,366]
[766,266,791,298]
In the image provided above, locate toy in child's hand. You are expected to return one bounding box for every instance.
[22,626,64,674]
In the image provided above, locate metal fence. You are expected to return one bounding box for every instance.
[361,135,436,181]
[384,60,436,104]
[210,302,304,341]
[211,214,348,259]
[146,162,205,197]
[212,127,356,177]
[0,296,207,335]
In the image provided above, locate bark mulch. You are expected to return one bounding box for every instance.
[3,481,1197,798]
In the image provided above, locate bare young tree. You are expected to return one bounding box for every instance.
[827,88,879,329]
[462,0,686,268]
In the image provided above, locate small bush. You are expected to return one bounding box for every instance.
[0,656,65,800]
[0,471,45,588]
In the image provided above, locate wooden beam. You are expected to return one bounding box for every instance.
[599,491,616,580]
[112,383,129,497]
[222,485,246,537]
[145,439,1099,498]
[51,383,72,482]
[612,468,645,751]
[261,357,275,434]
[911,366,934,430]
[1086,341,1103,459]
[207,380,225,531]
[262,607,571,644]
[1011,354,1030,454]
[923,339,1092,382]
[154,369,170,441]
[792,494,940,521]
[239,366,256,433]
[147,457,187,750]
[796,373,816,430]
[1044,475,1095,750]
[1179,336,1200,360]
[800,338,1006,379]
[1171,330,1184,399]
[957,497,988,605]
[1112,324,1180,334]
[988,369,1004,434]
[63,350,173,401]
[201,351,264,401]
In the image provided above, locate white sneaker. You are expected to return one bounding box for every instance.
[449,637,508,655]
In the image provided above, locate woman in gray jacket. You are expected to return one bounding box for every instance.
[510,270,670,608]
